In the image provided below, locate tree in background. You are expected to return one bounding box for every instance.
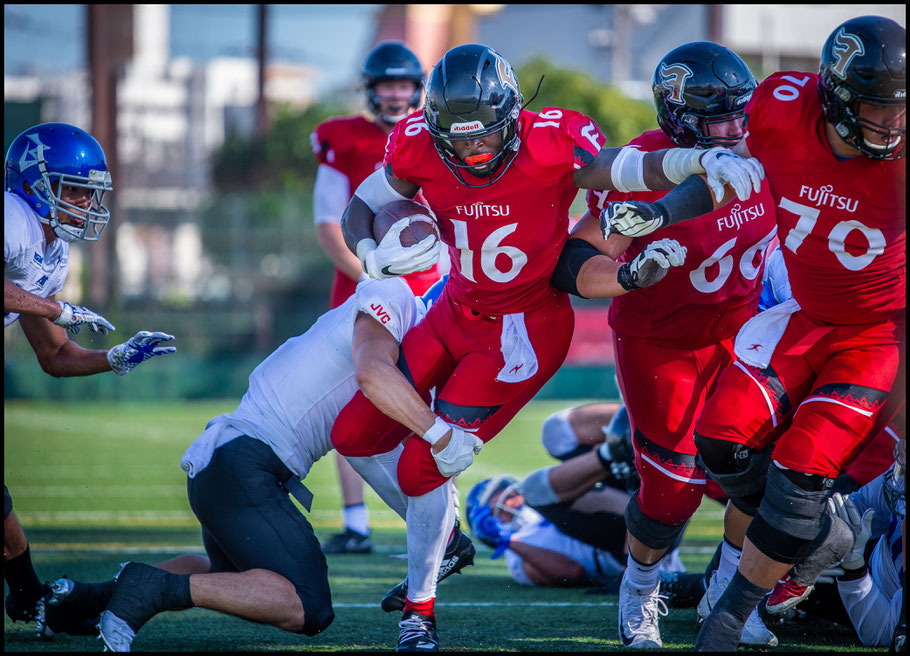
[516,57,658,148]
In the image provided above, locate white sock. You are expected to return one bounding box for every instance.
[624,553,660,593]
[342,504,369,535]
[406,480,455,603]
[345,445,408,520]
[716,536,742,584]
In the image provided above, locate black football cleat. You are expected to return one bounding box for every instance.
[36,578,103,638]
[381,519,476,613]
[396,610,439,652]
[321,528,372,554]
[5,585,47,623]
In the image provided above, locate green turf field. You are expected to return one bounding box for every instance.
[3,400,882,652]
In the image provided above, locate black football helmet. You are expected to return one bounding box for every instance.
[362,42,425,124]
[819,15,906,160]
[653,41,757,148]
[424,44,524,187]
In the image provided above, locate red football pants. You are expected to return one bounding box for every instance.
[695,310,903,477]
[614,331,734,525]
[331,286,575,496]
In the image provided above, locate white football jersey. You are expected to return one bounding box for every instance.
[4,191,70,327]
[836,473,904,647]
[181,277,423,479]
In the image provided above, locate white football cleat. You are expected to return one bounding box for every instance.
[618,579,668,649]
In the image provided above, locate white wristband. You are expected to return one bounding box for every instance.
[661,147,706,184]
[610,146,647,193]
[355,238,378,270]
[422,416,451,446]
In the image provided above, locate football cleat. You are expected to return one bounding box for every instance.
[396,610,439,652]
[322,528,373,554]
[5,584,47,623]
[98,610,136,652]
[697,571,778,647]
[381,519,476,613]
[765,575,814,615]
[36,577,103,638]
[618,579,668,649]
[657,571,707,609]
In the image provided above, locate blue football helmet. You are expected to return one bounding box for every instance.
[5,122,113,242]
[465,474,529,550]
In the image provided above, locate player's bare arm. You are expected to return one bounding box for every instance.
[17,309,112,377]
[4,277,64,321]
[573,144,763,203]
[341,165,436,281]
[553,209,687,298]
[604,138,764,239]
[509,542,589,586]
[316,222,366,282]
[351,312,448,453]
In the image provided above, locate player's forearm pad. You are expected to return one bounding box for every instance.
[653,174,715,228]
[552,238,601,298]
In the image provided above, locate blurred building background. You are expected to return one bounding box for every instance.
[4,4,905,402]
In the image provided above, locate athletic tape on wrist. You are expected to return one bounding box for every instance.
[610,146,648,193]
[422,416,451,446]
[661,147,706,184]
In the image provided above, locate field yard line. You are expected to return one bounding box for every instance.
[30,543,719,556]
[334,601,617,608]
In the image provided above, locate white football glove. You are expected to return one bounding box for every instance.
[422,417,484,477]
[600,201,667,239]
[700,147,765,203]
[53,301,116,335]
[815,565,846,584]
[617,238,687,290]
[358,220,440,280]
[828,492,875,571]
[107,331,177,376]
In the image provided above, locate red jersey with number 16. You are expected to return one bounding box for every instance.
[383,107,605,314]
[745,71,906,325]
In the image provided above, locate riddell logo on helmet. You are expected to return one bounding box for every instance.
[450,121,485,133]
[895,89,906,99]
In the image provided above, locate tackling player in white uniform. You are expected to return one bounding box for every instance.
[37,273,474,651]
[4,123,175,628]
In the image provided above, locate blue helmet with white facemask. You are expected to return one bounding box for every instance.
[5,122,113,242]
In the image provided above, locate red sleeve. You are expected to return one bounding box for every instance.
[381,111,437,185]
[561,108,605,169]
[310,119,342,170]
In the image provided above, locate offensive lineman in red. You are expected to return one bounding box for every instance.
[566,42,778,649]
[310,42,441,555]
[331,44,765,651]
[604,16,905,652]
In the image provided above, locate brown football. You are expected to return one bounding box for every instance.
[373,200,439,247]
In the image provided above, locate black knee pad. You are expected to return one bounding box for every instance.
[759,464,834,540]
[746,513,813,564]
[790,512,855,586]
[694,433,771,502]
[624,494,686,551]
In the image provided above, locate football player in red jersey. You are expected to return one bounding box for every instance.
[310,42,441,555]
[331,43,764,651]
[561,42,778,649]
[604,16,905,652]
